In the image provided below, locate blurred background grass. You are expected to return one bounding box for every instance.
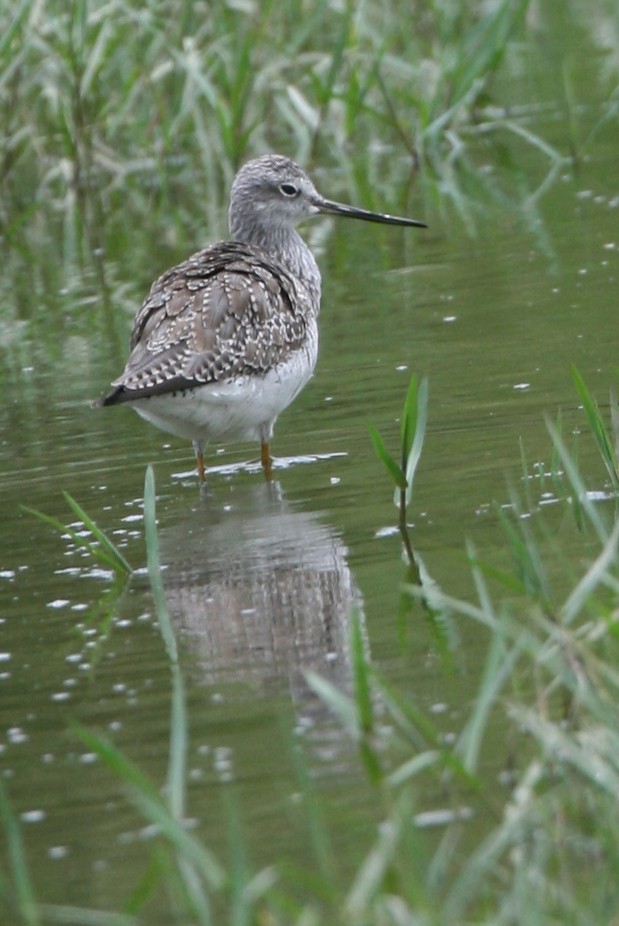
[2,0,617,337]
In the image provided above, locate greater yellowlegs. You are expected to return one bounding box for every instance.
[98,154,426,480]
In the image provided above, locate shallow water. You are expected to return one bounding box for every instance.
[1,34,619,916]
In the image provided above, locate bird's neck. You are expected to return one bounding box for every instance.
[234,224,322,304]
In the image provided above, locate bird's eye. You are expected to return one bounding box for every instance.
[279,183,299,197]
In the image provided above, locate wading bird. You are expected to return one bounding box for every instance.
[98,155,426,480]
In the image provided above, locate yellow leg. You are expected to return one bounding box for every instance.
[196,448,206,482]
[261,441,272,481]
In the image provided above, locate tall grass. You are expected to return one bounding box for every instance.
[2,0,532,202]
[0,0,548,319]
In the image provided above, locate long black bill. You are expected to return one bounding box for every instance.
[317,197,427,228]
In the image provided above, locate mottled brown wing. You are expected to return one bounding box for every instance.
[102,241,310,405]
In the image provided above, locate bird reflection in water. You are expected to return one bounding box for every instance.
[157,480,365,761]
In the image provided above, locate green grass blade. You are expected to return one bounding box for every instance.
[304,671,359,738]
[449,0,529,104]
[546,417,610,544]
[456,623,521,774]
[403,375,429,506]
[344,809,402,915]
[143,466,186,822]
[143,470,209,923]
[0,780,40,926]
[368,423,407,490]
[349,610,383,783]
[350,610,373,734]
[74,725,224,889]
[494,502,550,606]
[21,504,130,576]
[39,905,137,925]
[561,518,619,626]
[224,793,278,926]
[62,492,133,575]
[22,491,132,577]
[610,384,619,465]
[143,466,177,662]
[288,734,337,890]
[225,796,250,926]
[122,851,168,917]
[400,373,419,463]
[572,366,619,490]
[0,0,30,58]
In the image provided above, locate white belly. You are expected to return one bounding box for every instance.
[131,334,318,446]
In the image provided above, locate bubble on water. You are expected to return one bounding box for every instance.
[8,727,28,744]
[21,809,46,824]
[49,846,70,860]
